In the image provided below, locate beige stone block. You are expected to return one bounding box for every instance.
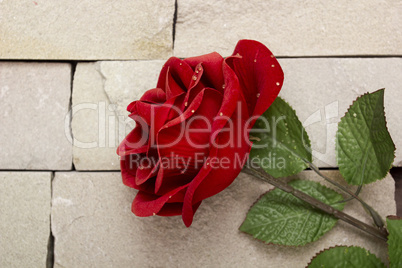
[72,61,164,170]
[1,172,51,267]
[175,0,401,57]
[72,58,402,169]
[278,58,402,167]
[0,0,174,60]
[0,62,72,170]
[52,171,395,267]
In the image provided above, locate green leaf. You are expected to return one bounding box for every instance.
[249,97,312,178]
[308,246,386,268]
[336,89,395,185]
[239,179,344,246]
[387,216,402,268]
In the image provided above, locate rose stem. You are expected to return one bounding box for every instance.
[242,166,388,242]
[280,142,384,229]
[306,161,385,229]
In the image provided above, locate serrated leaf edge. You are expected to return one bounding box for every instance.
[239,179,343,247]
[276,97,313,163]
[386,215,402,268]
[335,88,396,185]
[252,97,312,177]
[306,245,385,268]
[239,187,298,248]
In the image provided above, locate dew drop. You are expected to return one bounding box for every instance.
[195,70,199,74]
[179,63,182,66]
[256,93,260,98]
[191,109,195,113]
[153,213,156,216]
[198,67,202,71]
[184,102,188,107]
[276,82,280,86]
[270,54,274,58]
[192,75,197,81]
[169,196,172,199]
[254,59,257,63]
[222,84,226,89]
[219,112,223,116]
[353,113,357,117]
[271,64,275,67]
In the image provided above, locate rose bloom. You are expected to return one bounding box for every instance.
[117,40,283,226]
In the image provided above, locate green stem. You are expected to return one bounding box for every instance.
[242,165,388,242]
[263,139,385,229]
[307,162,385,229]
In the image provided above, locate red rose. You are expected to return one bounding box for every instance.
[117,40,283,227]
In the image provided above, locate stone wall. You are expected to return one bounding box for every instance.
[0,1,400,267]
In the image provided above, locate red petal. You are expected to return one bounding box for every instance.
[157,57,193,97]
[117,122,148,156]
[184,52,225,93]
[120,155,138,188]
[131,183,190,217]
[140,88,166,103]
[156,88,223,194]
[229,39,284,126]
[157,201,201,217]
[135,159,160,185]
[181,97,251,227]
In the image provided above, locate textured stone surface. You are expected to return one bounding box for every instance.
[0,172,51,267]
[52,171,395,267]
[0,0,174,60]
[277,58,402,167]
[175,0,402,57]
[0,62,72,170]
[72,58,402,170]
[72,61,164,170]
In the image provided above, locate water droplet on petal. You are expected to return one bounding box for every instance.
[219,112,223,116]
[192,75,197,81]
[179,63,182,66]
[191,110,195,113]
[276,82,280,86]
[271,64,275,67]
[222,84,226,89]
[256,93,260,98]
[153,213,156,216]
[270,54,274,58]
[254,59,257,63]
[184,102,188,107]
